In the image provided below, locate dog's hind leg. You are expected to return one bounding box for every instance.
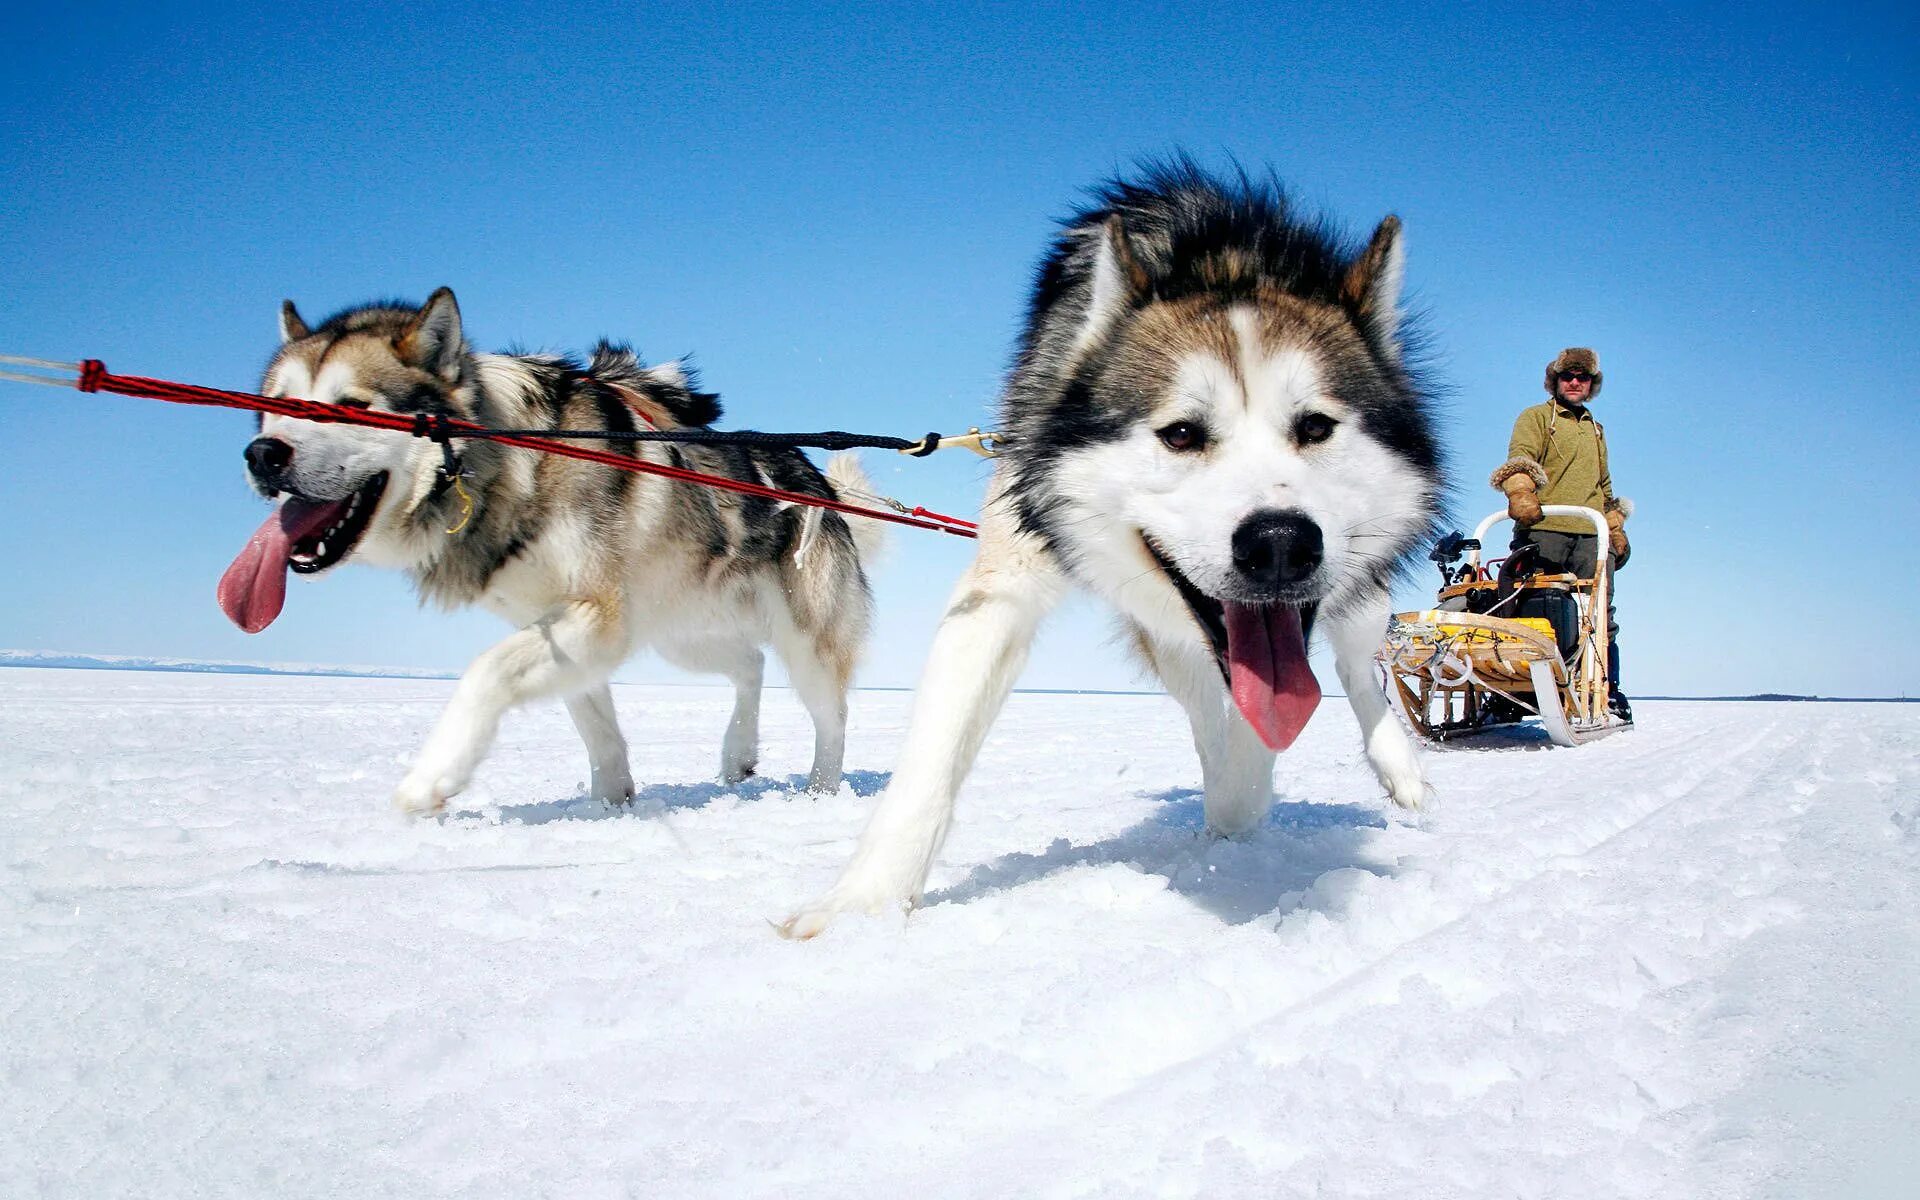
[781,517,1067,938]
[1137,628,1277,835]
[770,615,851,795]
[658,639,764,785]
[1325,588,1428,810]
[773,509,872,795]
[394,597,627,815]
[565,684,634,806]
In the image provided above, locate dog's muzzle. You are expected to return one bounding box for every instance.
[1230,509,1323,598]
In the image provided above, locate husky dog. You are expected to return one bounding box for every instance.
[784,163,1443,936]
[220,288,881,813]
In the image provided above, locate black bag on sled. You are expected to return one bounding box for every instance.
[1516,588,1580,662]
[1467,544,1580,663]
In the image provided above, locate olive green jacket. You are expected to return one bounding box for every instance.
[1489,399,1628,535]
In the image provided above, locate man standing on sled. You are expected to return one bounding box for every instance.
[1488,347,1634,724]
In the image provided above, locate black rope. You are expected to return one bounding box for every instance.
[467,427,929,453]
[413,413,466,501]
[64,356,971,456]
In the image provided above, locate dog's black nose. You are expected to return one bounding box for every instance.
[1231,510,1323,590]
[245,437,293,482]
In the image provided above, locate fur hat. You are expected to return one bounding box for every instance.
[1544,347,1602,397]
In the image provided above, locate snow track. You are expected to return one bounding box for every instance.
[2,669,1914,1198]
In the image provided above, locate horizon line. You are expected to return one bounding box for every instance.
[2,650,1913,703]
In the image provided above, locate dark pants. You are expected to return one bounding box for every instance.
[1511,529,1624,695]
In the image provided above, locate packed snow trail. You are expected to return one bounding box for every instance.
[1,669,1914,1198]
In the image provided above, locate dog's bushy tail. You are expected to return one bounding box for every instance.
[824,453,888,568]
[779,453,880,686]
[587,343,722,428]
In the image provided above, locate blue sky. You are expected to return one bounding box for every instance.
[2,0,1915,696]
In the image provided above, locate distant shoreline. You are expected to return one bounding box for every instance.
[0,651,458,682]
[1,652,1912,702]
[1634,694,1918,704]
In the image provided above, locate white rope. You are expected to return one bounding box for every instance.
[0,355,79,371]
[835,484,913,516]
[0,369,77,389]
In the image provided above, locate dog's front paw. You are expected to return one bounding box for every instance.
[393,769,461,816]
[1363,730,1429,811]
[1379,761,1429,810]
[589,770,635,807]
[777,885,911,940]
[594,781,635,807]
[777,903,841,941]
[720,730,758,785]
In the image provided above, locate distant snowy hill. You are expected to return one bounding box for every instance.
[0,649,455,680]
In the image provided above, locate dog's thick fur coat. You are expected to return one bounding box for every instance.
[785,163,1445,936]
[228,290,879,812]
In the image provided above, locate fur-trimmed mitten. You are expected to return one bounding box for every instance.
[1605,502,1631,567]
[1491,458,1547,525]
[1505,475,1543,525]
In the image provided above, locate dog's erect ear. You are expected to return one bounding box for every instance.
[1076,214,1152,352]
[280,300,310,344]
[398,287,465,381]
[1341,215,1405,341]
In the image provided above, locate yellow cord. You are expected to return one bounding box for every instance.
[445,475,475,534]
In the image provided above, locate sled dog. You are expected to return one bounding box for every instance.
[221,289,881,813]
[785,162,1443,935]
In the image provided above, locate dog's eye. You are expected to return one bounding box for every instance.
[1157,421,1207,453]
[335,397,373,411]
[1295,413,1337,445]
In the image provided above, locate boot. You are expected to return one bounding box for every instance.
[1608,690,1634,724]
[1606,642,1632,724]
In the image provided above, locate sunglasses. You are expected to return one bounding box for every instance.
[1556,370,1593,383]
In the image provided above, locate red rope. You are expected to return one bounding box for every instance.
[73,360,980,539]
[908,505,977,531]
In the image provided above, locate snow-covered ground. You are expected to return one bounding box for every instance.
[2,668,1915,1199]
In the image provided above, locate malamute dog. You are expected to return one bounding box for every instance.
[785,163,1442,936]
[220,289,881,813]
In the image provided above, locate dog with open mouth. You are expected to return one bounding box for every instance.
[224,289,883,814]
[784,161,1444,936]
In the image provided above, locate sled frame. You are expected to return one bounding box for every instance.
[1378,506,1627,748]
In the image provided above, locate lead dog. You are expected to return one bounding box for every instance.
[221,289,881,813]
[785,163,1443,936]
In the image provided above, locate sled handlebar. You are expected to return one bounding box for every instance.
[1467,506,1609,572]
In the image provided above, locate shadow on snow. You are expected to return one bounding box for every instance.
[474,772,1392,930]
[485,769,893,825]
[1436,727,1562,751]
[924,788,1393,926]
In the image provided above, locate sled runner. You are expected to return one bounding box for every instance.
[1376,505,1627,747]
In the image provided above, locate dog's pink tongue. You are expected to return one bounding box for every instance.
[1224,602,1320,750]
[216,499,342,633]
